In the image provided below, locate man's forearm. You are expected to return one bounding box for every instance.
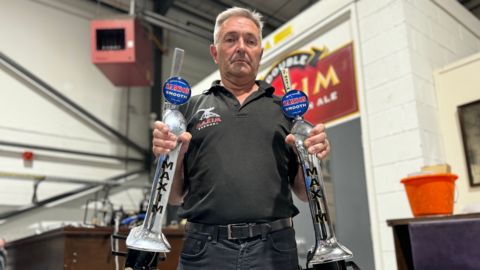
[291,164,308,202]
[168,156,188,205]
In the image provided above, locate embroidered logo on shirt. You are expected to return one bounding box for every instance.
[195,107,221,130]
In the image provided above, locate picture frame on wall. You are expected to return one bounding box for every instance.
[458,99,480,187]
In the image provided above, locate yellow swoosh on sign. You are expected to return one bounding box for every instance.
[274,25,293,44]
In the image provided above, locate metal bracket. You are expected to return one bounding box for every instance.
[31,177,45,204]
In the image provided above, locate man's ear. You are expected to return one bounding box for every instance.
[210,45,218,65]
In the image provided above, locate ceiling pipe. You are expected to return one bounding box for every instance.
[0,169,145,221]
[0,140,144,163]
[0,50,148,158]
[93,0,213,44]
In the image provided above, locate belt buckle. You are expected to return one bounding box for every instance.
[227,223,253,240]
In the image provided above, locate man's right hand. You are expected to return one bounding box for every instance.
[152,121,192,158]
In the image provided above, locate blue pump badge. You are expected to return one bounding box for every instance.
[281,90,309,117]
[163,77,191,105]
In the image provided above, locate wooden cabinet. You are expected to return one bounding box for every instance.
[387,213,480,270]
[5,226,185,270]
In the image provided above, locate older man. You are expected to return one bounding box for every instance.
[153,7,330,270]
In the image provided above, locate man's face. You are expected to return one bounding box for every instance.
[210,16,263,81]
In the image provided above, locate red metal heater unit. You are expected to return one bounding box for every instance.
[91,15,153,87]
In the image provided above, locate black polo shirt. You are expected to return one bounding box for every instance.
[177,80,299,225]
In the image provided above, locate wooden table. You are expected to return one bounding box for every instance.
[387,213,480,270]
[5,225,185,270]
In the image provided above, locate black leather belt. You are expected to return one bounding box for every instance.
[185,218,292,240]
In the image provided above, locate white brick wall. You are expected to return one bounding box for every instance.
[357,0,480,269]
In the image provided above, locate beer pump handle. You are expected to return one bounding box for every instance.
[170,48,184,78]
[281,69,293,93]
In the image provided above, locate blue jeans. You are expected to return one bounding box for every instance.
[178,227,299,270]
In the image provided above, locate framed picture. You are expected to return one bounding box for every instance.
[458,99,480,187]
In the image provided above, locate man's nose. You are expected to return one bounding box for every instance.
[236,38,246,52]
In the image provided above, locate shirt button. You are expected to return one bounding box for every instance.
[233,102,239,106]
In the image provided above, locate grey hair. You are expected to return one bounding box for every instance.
[213,7,263,45]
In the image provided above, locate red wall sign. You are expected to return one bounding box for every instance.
[263,42,358,125]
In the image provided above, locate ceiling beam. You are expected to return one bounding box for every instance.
[154,0,175,15]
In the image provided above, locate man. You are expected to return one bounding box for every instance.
[153,7,330,270]
[0,238,6,270]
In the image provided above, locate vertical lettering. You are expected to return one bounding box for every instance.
[307,167,318,176]
[160,172,170,180]
[162,161,173,170]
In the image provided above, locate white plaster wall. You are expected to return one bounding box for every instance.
[0,0,150,216]
[435,52,480,213]
[356,0,480,268]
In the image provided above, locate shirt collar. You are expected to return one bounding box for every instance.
[204,80,275,96]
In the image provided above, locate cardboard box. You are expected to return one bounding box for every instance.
[421,164,451,174]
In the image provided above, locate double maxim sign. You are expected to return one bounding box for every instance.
[262,42,359,124]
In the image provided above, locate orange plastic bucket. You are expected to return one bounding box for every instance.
[400,173,458,217]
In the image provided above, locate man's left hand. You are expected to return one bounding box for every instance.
[285,123,330,159]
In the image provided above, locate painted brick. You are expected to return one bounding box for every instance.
[366,74,415,115]
[377,191,413,221]
[363,59,388,90]
[374,164,401,194]
[416,102,441,134]
[429,20,455,51]
[444,48,457,65]
[382,251,399,270]
[409,48,434,83]
[357,0,397,19]
[437,6,462,39]
[370,130,422,166]
[430,39,448,68]
[362,24,408,65]
[403,1,430,36]
[358,1,404,42]
[453,38,476,59]
[413,75,437,109]
[384,48,412,81]
[363,48,412,91]
[379,222,395,251]
[403,101,420,131]
[369,102,419,141]
[420,130,446,163]
[458,26,480,51]
[412,0,439,22]
[359,13,381,42]
[374,157,425,194]
[369,106,405,140]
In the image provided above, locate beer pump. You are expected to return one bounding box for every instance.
[279,69,361,270]
[111,48,191,270]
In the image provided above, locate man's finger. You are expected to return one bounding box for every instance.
[154,121,169,133]
[178,132,192,144]
[304,132,327,147]
[153,146,170,156]
[285,134,295,145]
[153,138,177,149]
[308,123,325,137]
[153,129,177,141]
